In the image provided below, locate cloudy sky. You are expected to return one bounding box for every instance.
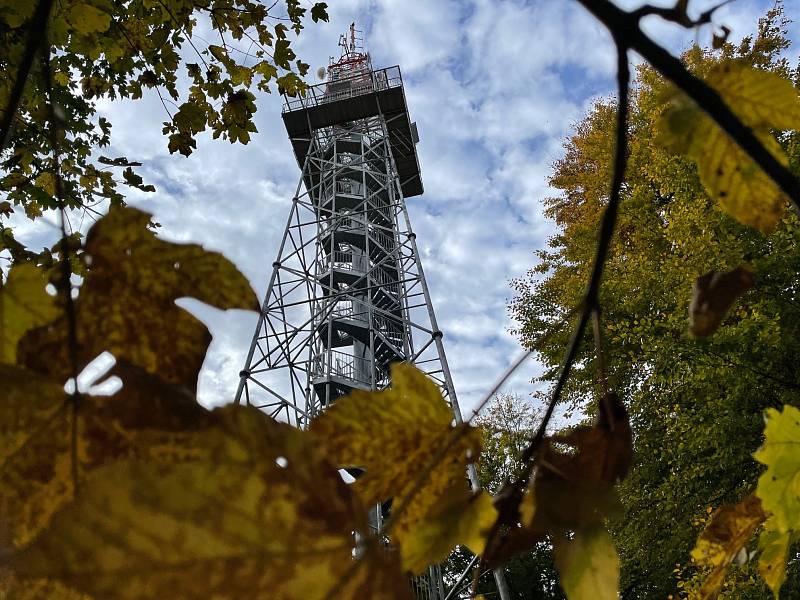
[9,0,798,416]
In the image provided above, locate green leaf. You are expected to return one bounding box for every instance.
[758,520,793,598]
[755,405,800,534]
[68,4,112,35]
[122,167,143,187]
[311,2,329,22]
[208,44,228,63]
[274,38,294,69]
[34,172,56,197]
[553,525,620,600]
[0,264,59,364]
[173,101,208,134]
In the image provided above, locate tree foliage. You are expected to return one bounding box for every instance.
[510,5,800,598]
[0,0,328,264]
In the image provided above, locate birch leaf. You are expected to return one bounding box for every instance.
[705,61,800,130]
[656,60,799,233]
[691,124,788,233]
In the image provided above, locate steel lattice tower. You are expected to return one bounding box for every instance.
[234,25,510,600]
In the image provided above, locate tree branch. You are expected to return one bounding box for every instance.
[0,0,55,151]
[576,0,800,207]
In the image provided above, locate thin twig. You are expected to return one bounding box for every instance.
[521,44,630,468]
[592,307,609,401]
[631,0,734,27]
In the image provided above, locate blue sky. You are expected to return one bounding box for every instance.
[7,0,798,416]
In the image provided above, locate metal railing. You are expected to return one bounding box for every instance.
[375,314,403,342]
[284,66,402,113]
[335,179,364,196]
[311,350,371,384]
[319,217,394,253]
[320,215,366,238]
[331,299,369,322]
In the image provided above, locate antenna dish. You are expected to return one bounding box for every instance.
[316,66,327,80]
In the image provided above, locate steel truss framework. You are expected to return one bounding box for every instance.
[235,115,459,433]
[234,115,456,600]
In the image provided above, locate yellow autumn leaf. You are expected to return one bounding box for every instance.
[34,172,55,196]
[0,0,34,28]
[0,571,90,600]
[691,122,788,233]
[656,60,799,233]
[8,405,409,600]
[553,525,620,600]
[705,61,800,131]
[309,363,483,573]
[0,264,59,364]
[755,405,800,534]
[757,519,794,598]
[0,365,69,554]
[68,4,111,35]
[0,361,212,551]
[400,482,497,574]
[690,494,766,598]
[18,206,260,390]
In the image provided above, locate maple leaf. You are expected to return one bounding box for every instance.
[755,405,800,534]
[757,519,795,598]
[68,4,112,35]
[0,361,212,551]
[18,206,260,391]
[8,405,409,600]
[309,363,489,573]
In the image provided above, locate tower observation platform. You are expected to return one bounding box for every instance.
[234,23,509,600]
[282,64,422,199]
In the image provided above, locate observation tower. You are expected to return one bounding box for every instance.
[234,24,509,600]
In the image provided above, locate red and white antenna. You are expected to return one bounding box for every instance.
[327,22,371,80]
